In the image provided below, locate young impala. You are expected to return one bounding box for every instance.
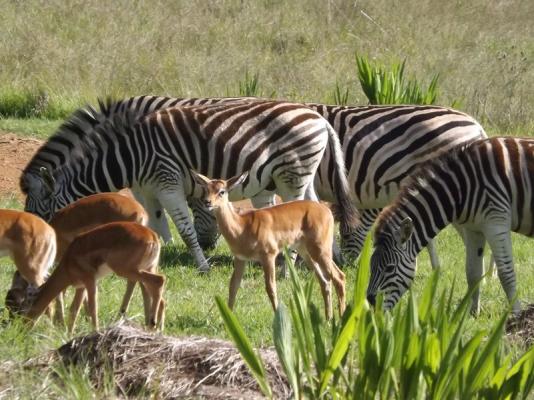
[8,192,150,323]
[191,170,346,320]
[24,221,165,333]
[0,210,56,318]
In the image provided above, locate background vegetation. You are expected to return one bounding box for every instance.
[0,0,533,396]
[0,0,533,134]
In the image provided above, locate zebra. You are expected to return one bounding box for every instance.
[22,100,358,272]
[20,96,253,246]
[192,103,488,266]
[21,96,487,264]
[367,136,534,315]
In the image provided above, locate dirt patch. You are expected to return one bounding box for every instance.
[506,303,534,347]
[0,132,43,200]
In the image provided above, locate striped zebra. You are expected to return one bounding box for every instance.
[22,100,358,272]
[21,96,487,263]
[367,137,534,315]
[192,102,488,265]
[21,96,251,246]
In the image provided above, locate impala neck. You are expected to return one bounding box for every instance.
[26,265,71,321]
[213,201,245,240]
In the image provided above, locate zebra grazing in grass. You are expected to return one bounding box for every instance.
[21,96,487,265]
[21,96,251,245]
[367,137,534,315]
[22,100,358,272]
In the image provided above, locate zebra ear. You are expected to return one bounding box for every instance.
[227,172,248,192]
[39,167,56,194]
[190,170,212,187]
[395,217,413,245]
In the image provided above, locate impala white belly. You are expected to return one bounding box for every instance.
[95,264,113,280]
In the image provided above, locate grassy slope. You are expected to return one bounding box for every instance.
[1,0,534,395]
[0,0,533,132]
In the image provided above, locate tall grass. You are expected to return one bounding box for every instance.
[218,238,534,398]
[0,0,532,132]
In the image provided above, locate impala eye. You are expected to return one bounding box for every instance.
[218,189,226,197]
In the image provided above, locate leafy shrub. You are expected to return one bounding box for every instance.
[356,54,440,105]
[217,237,534,399]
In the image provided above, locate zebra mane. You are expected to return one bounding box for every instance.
[374,141,473,239]
[20,97,121,193]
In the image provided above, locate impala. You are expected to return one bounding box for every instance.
[191,170,346,320]
[24,221,165,333]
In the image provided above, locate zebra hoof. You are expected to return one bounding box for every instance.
[198,264,211,274]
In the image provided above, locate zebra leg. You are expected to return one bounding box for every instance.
[157,189,210,273]
[463,229,486,316]
[189,197,220,251]
[341,208,378,261]
[484,227,520,314]
[250,192,276,208]
[131,188,173,243]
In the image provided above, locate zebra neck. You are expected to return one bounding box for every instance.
[213,203,245,239]
[393,194,452,255]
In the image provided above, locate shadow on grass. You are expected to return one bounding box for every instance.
[159,245,233,269]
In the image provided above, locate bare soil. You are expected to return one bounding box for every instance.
[0,132,43,200]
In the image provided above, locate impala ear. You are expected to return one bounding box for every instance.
[39,167,56,194]
[190,170,212,187]
[227,172,248,192]
[394,217,413,245]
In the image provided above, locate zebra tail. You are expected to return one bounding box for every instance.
[326,122,360,233]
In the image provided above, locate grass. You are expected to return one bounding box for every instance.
[0,196,533,396]
[0,1,533,133]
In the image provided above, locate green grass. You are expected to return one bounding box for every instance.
[0,0,533,132]
[0,194,533,396]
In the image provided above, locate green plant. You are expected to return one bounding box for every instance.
[356,54,440,105]
[218,236,534,398]
[238,70,262,97]
[330,81,350,105]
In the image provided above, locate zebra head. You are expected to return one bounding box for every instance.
[22,167,63,222]
[367,217,417,310]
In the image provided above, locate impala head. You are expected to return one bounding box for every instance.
[22,167,62,221]
[367,217,417,310]
[4,272,40,318]
[190,170,248,211]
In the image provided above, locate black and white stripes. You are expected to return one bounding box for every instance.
[22,100,357,272]
[367,137,534,314]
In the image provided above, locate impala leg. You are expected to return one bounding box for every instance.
[228,258,246,310]
[84,280,99,331]
[54,291,65,326]
[119,280,136,317]
[260,254,278,311]
[139,271,165,329]
[139,283,151,326]
[302,249,333,320]
[157,298,166,331]
[68,288,86,334]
